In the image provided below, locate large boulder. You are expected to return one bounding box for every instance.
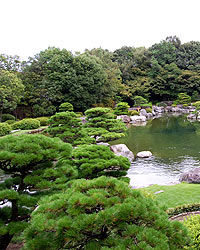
[137,151,152,158]
[139,109,147,117]
[179,168,200,183]
[110,144,134,162]
[153,106,165,113]
[116,115,130,123]
[187,113,197,120]
[130,115,146,122]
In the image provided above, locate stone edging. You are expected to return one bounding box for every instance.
[169,211,200,221]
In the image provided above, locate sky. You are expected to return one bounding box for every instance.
[0,0,200,60]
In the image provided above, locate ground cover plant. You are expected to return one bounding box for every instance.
[140,183,200,209]
[23,176,188,250]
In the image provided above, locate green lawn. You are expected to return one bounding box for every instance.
[140,183,200,209]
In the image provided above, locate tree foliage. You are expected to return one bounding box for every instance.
[0,70,24,121]
[46,111,94,146]
[84,107,127,142]
[0,134,72,249]
[24,176,188,250]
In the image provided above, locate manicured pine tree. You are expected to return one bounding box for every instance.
[0,134,72,250]
[84,107,127,142]
[45,111,95,146]
[24,176,189,250]
[71,144,130,179]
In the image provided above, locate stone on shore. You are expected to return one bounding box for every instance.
[116,115,131,123]
[110,144,134,162]
[137,151,152,158]
[130,115,146,122]
[179,168,200,183]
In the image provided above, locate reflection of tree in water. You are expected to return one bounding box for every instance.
[149,115,196,134]
[191,121,200,136]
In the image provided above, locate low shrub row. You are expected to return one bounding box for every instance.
[0,123,12,136]
[167,203,200,217]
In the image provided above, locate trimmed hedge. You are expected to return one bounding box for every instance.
[12,119,40,130]
[167,203,200,217]
[35,117,50,126]
[0,123,12,136]
[128,110,139,116]
[2,114,15,122]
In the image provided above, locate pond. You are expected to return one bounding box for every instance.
[110,114,200,188]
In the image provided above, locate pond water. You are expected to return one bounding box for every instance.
[110,114,200,188]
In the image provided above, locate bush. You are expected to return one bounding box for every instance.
[133,96,148,106]
[59,102,73,112]
[2,114,15,122]
[85,107,127,142]
[177,93,191,105]
[114,102,130,115]
[193,101,200,110]
[12,119,40,130]
[0,123,12,136]
[183,214,200,249]
[5,120,16,125]
[156,102,167,108]
[146,107,152,113]
[24,177,189,250]
[141,102,153,108]
[35,117,50,126]
[71,144,130,179]
[46,112,94,146]
[167,203,200,217]
[128,110,139,116]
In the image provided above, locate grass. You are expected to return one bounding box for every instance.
[140,182,200,209]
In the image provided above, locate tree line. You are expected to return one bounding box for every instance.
[0,35,200,119]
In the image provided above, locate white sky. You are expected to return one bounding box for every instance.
[0,0,200,60]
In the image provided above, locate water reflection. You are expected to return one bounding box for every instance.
[110,114,200,187]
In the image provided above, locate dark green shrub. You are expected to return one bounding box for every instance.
[146,108,152,113]
[114,102,130,115]
[35,117,50,126]
[128,110,139,116]
[2,114,15,122]
[12,119,40,130]
[183,214,200,249]
[84,107,127,142]
[193,101,200,110]
[167,203,200,217]
[59,102,73,112]
[0,123,12,136]
[156,102,167,108]
[72,144,130,179]
[0,134,72,249]
[177,93,191,105]
[4,120,16,125]
[24,176,189,250]
[141,102,152,108]
[46,112,94,146]
[133,96,148,106]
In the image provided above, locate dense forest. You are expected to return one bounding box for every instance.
[1,35,200,119]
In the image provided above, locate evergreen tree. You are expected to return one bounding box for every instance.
[71,144,130,179]
[24,177,188,250]
[45,111,95,146]
[84,107,127,142]
[0,134,72,250]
